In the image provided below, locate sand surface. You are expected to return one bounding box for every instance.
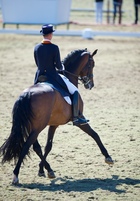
[0,33,140,201]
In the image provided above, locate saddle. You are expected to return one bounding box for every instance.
[38,75,48,82]
[38,75,72,105]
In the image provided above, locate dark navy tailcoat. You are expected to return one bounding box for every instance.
[34,41,67,91]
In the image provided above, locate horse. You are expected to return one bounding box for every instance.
[0,48,114,185]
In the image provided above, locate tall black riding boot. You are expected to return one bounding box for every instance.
[71,91,89,126]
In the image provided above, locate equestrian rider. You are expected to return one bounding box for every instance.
[34,24,89,126]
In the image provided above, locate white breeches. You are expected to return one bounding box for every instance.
[59,74,78,94]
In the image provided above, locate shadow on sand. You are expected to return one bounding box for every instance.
[16,175,140,193]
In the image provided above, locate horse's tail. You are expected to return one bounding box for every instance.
[0,92,34,163]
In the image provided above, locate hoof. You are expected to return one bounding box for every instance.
[105,157,114,165]
[12,175,19,185]
[48,171,56,179]
[38,172,46,177]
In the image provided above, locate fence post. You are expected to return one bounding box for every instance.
[107,0,110,24]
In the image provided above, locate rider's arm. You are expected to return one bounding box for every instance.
[54,46,64,71]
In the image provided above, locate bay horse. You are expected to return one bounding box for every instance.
[0,48,113,185]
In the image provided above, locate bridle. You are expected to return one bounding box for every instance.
[79,55,94,86]
[63,54,94,87]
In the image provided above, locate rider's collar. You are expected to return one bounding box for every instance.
[41,39,52,44]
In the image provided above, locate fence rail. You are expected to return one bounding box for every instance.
[71,8,124,14]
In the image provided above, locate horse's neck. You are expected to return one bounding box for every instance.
[66,72,78,88]
[64,50,88,87]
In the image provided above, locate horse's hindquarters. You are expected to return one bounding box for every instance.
[30,85,56,131]
[30,85,72,128]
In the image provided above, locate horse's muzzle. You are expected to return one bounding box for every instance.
[84,81,94,90]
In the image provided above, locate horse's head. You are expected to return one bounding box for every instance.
[63,49,98,90]
[79,49,98,90]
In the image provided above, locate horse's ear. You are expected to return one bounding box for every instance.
[91,49,98,57]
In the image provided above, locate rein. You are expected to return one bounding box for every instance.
[63,70,79,79]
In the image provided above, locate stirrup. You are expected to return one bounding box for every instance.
[73,117,89,126]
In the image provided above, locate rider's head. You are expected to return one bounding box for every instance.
[40,24,55,39]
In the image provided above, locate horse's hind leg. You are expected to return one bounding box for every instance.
[78,124,114,164]
[38,125,58,178]
[33,139,54,177]
[13,131,39,184]
[13,131,53,184]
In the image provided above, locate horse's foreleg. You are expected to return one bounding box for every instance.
[38,125,58,178]
[78,124,114,164]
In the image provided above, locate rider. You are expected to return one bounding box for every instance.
[34,24,89,126]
